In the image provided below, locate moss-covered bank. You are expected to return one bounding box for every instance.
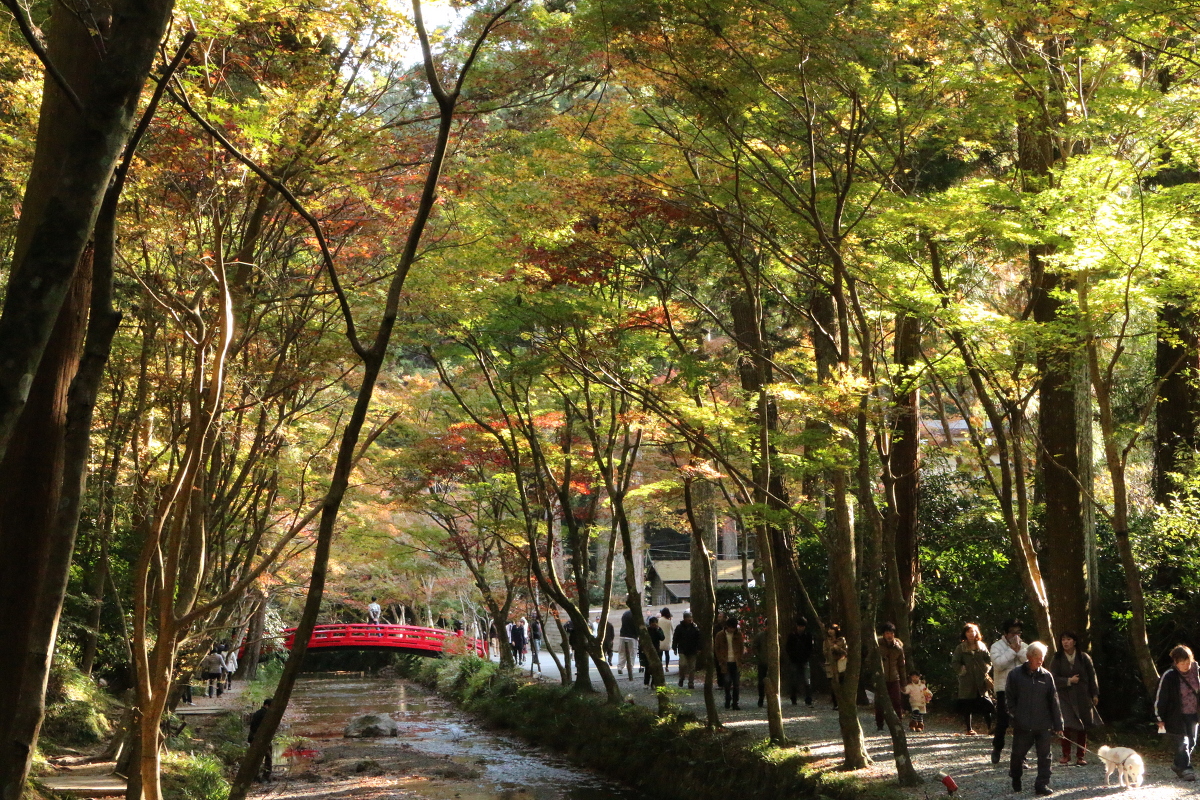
[406,657,901,800]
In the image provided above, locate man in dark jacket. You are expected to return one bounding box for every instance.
[643,618,666,686]
[1156,644,1200,781]
[601,616,616,664]
[786,618,814,706]
[674,611,702,688]
[1006,642,1063,796]
[248,698,273,781]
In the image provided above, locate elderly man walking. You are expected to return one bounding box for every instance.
[1006,641,1063,796]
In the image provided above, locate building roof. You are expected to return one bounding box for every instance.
[650,559,747,584]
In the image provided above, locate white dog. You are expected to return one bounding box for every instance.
[1097,745,1145,789]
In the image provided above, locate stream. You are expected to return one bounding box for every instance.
[259,675,650,800]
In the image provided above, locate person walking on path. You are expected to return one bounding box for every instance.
[248,698,274,782]
[1155,644,1200,781]
[1006,641,1063,796]
[619,608,639,680]
[715,617,745,709]
[1048,631,1100,766]
[200,649,226,698]
[903,672,931,731]
[658,608,674,671]
[223,647,239,691]
[952,622,993,735]
[990,618,1028,764]
[876,622,907,730]
[644,617,666,686]
[510,618,527,664]
[674,611,701,688]
[823,623,848,707]
[785,618,814,706]
[754,619,771,707]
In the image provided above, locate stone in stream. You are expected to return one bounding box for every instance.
[343,713,399,738]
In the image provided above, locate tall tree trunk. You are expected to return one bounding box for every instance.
[729,291,787,742]
[810,287,870,768]
[239,593,268,681]
[225,7,515,794]
[1154,302,1199,504]
[0,252,91,800]
[1032,250,1088,643]
[685,478,722,727]
[889,312,921,640]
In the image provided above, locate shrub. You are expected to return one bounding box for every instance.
[160,752,229,800]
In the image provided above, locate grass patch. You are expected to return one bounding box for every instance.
[40,660,119,750]
[160,751,229,800]
[406,656,903,800]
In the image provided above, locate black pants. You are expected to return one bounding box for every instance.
[724,663,740,708]
[993,691,1010,754]
[249,739,273,781]
[758,664,767,704]
[1010,728,1054,791]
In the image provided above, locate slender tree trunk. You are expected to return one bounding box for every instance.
[79,535,110,676]
[226,7,515,792]
[889,312,921,640]
[685,478,722,727]
[239,594,267,681]
[1154,302,1199,504]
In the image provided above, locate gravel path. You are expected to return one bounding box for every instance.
[517,654,1192,800]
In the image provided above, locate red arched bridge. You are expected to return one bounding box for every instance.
[282,623,488,659]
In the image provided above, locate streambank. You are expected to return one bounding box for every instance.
[405,657,900,800]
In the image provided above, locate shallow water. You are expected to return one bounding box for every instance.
[283,675,649,800]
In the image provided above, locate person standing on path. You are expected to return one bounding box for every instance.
[510,619,527,664]
[674,611,701,688]
[529,615,543,673]
[990,618,1028,764]
[200,649,226,698]
[823,623,848,708]
[248,698,274,782]
[644,617,666,686]
[785,618,814,706]
[715,617,745,710]
[1155,644,1200,781]
[367,597,382,624]
[713,612,728,688]
[619,608,639,680]
[952,622,993,735]
[876,622,907,730]
[902,672,930,731]
[1006,641,1063,796]
[1048,631,1100,766]
[658,608,674,672]
[754,619,770,707]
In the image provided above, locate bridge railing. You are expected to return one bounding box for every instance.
[281,623,488,658]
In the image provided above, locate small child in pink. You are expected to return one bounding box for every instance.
[903,671,931,731]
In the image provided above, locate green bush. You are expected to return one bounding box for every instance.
[161,752,229,800]
[41,699,112,747]
[40,660,117,749]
